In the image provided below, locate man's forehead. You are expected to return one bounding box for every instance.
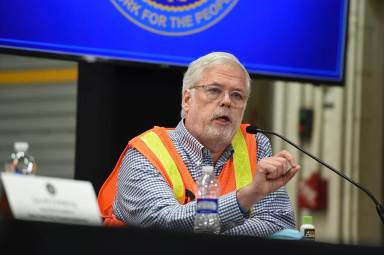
[199,64,246,85]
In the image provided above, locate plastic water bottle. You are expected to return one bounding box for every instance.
[194,165,220,234]
[300,215,315,240]
[4,142,37,175]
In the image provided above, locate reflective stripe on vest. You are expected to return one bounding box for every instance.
[140,131,185,203]
[232,128,253,189]
[139,127,253,202]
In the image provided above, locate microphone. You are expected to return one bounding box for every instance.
[246,125,384,224]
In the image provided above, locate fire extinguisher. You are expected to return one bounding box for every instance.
[298,171,327,210]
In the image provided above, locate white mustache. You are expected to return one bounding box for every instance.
[211,111,232,122]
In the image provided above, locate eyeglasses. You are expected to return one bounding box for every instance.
[190,84,248,107]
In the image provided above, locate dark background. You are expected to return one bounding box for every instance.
[75,62,184,192]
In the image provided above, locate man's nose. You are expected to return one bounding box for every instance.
[220,91,232,107]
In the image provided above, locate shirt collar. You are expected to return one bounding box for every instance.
[175,119,205,159]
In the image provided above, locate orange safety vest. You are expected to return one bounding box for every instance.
[98,124,257,226]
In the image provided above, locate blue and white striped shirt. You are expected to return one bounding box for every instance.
[113,120,295,236]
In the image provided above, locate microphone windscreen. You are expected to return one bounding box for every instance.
[246,126,259,134]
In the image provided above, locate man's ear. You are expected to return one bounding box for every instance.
[182,89,191,114]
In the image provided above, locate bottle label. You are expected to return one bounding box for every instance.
[303,228,315,240]
[196,198,218,213]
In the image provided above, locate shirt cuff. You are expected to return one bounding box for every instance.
[218,191,246,231]
[236,193,251,218]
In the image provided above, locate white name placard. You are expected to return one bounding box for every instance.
[1,173,102,226]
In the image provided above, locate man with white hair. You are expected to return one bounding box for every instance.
[98,52,300,236]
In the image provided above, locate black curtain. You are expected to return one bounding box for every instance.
[75,62,183,192]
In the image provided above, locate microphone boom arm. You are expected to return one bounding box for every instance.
[249,127,384,224]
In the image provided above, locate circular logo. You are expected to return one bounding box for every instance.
[111,0,239,36]
[46,183,56,195]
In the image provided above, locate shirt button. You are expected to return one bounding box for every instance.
[196,161,201,166]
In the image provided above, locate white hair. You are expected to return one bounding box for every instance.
[181,52,251,118]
